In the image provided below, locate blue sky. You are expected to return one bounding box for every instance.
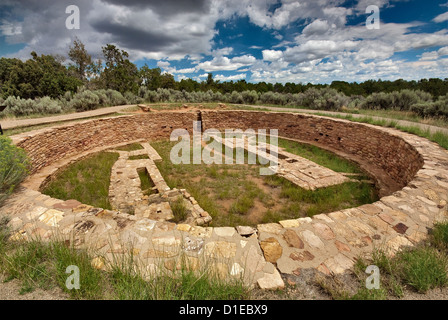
[0,0,447,84]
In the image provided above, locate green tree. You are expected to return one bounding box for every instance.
[101,44,139,94]
[68,37,92,82]
[139,65,161,90]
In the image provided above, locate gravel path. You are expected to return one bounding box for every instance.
[1,105,135,130]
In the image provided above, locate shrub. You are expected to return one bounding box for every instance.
[259,91,287,105]
[229,91,244,104]
[4,96,38,116]
[124,91,143,104]
[361,89,435,111]
[34,96,63,114]
[0,136,30,206]
[312,88,350,111]
[69,90,100,111]
[241,90,259,104]
[106,89,127,106]
[93,89,110,106]
[411,94,448,119]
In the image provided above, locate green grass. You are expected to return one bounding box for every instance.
[170,196,189,223]
[431,221,448,251]
[151,139,377,227]
[278,138,363,173]
[129,154,149,160]
[396,247,448,293]
[41,151,119,210]
[115,143,144,152]
[137,168,156,196]
[0,220,250,300]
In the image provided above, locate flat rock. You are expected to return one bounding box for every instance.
[257,269,285,290]
[301,230,324,249]
[260,237,283,263]
[283,229,304,249]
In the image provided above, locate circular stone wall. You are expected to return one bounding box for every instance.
[3,110,448,290]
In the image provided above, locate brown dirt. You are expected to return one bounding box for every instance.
[0,274,69,300]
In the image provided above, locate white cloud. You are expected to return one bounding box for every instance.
[420,51,439,61]
[439,46,448,56]
[303,19,331,36]
[214,73,247,81]
[433,11,448,23]
[157,60,171,68]
[196,54,256,72]
[262,49,283,61]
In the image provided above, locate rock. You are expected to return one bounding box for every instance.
[334,240,351,252]
[346,220,374,236]
[25,206,47,221]
[210,263,229,279]
[152,235,181,247]
[260,237,283,263]
[53,199,82,210]
[236,226,257,237]
[313,223,335,240]
[189,226,213,238]
[91,257,107,270]
[230,263,245,277]
[378,213,395,225]
[323,254,354,274]
[257,223,283,235]
[283,229,304,249]
[39,209,64,227]
[257,269,285,290]
[279,219,300,228]
[242,245,266,274]
[143,249,178,258]
[301,230,324,249]
[358,204,382,216]
[214,227,236,238]
[386,236,413,255]
[183,236,204,253]
[289,250,314,262]
[72,204,93,213]
[176,224,192,232]
[393,223,409,234]
[204,241,237,259]
[134,218,157,232]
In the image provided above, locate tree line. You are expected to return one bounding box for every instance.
[1,38,447,102]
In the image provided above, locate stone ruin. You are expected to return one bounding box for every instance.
[1,110,447,290]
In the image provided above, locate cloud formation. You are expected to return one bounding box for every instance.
[0,0,446,84]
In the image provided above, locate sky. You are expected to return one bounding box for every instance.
[0,0,447,84]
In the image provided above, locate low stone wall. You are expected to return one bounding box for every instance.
[13,110,422,195]
[4,110,447,290]
[12,112,197,175]
[201,110,424,194]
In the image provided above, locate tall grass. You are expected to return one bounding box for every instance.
[41,151,119,209]
[0,226,249,299]
[0,136,30,206]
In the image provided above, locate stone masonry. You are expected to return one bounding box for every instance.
[2,110,447,290]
